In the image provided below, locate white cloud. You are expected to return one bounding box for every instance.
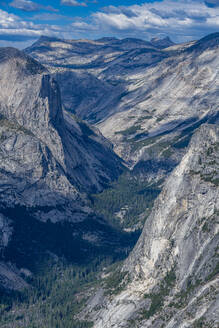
[10,0,40,12]
[0,0,218,46]
[61,0,87,7]
[9,0,57,12]
[0,9,68,41]
[71,0,219,42]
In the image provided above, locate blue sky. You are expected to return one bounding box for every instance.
[0,0,218,48]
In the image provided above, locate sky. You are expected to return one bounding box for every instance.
[0,0,218,48]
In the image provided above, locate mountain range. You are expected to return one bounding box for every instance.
[0,32,218,328]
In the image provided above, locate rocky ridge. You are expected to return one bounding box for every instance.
[87,124,219,328]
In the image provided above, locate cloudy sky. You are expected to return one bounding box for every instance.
[0,0,218,48]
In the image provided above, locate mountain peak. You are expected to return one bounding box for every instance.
[24,35,64,54]
[96,37,118,43]
[150,36,175,48]
[0,47,45,75]
[37,35,62,43]
[0,48,62,147]
[0,47,22,61]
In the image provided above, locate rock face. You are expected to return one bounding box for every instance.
[52,70,124,123]
[25,33,219,183]
[0,47,124,289]
[0,47,123,208]
[91,124,219,328]
[0,214,12,251]
[97,33,219,168]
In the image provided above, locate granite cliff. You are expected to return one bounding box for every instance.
[0,47,124,290]
[90,124,219,328]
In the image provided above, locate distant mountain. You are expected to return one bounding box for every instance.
[24,35,169,124]
[96,37,119,43]
[150,36,175,48]
[24,34,166,71]
[24,32,219,195]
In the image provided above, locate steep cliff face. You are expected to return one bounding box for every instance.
[0,48,123,199]
[0,114,82,218]
[92,124,219,328]
[52,70,124,123]
[0,48,124,290]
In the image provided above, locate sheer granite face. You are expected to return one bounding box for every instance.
[0,47,124,290]
[91,124,219,328]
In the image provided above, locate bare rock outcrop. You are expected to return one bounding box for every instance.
[92,124,219,328]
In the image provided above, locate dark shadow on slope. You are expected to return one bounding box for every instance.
[90,171,162,230]
[185,32,219,53]
[133,159,176,175]
[57,121,125,194]
[0,205,139,272]
[0,200,139,326]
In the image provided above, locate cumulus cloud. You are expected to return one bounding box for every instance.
[10,0,39,11]
[1,0,218,47]
[61,0,87,7]
[71,0,219,42]
[0,9,67,42]
[9,0,57,12]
